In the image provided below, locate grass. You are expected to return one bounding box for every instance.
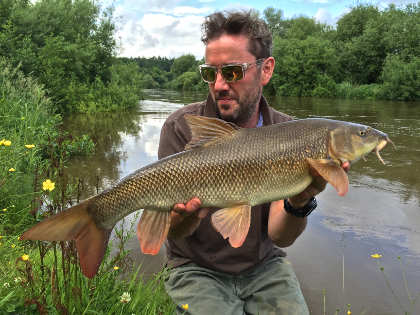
[0,60,176,314]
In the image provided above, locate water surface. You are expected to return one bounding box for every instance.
[63,90,420,314]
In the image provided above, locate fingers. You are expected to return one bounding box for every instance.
[172,197,204,218]
[197,207,210,219]
[341,161,350,172]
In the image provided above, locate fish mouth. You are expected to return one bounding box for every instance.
[375,136,395,165]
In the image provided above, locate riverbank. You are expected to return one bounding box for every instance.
[0,65,174,314]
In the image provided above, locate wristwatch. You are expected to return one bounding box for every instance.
[284,197,317,218]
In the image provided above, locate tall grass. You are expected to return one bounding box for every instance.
[0,59,175,314]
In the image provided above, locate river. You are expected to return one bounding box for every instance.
[63,89,420,314]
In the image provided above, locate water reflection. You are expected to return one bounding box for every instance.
[62,90,420,314]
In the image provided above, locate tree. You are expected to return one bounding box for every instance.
[171,55,197,77]
[0,0,124,113]
[272,36,338,96]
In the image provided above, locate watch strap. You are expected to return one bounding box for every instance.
[284,197,317,218]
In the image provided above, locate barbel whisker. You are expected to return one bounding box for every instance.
[376,148,386,165]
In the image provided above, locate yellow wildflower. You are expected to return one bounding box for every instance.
[3,140,11,146]
[347,311,351,315]
[2,208,6,212]
[11,244,15,248]
[371,253,382,259]
[0,139,4,145]
[181,304,189,310]
[42,179,55,191]
[8,168,15,172]
[21,254,29,261]
[113,266,119,270]
[25,144,35,149]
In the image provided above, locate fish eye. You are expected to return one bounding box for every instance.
[359,127,371,137]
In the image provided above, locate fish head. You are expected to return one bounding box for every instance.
[328,122,392,165]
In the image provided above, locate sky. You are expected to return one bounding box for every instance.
[104,0,415,59]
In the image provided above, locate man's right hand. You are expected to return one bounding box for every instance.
[169,197,210,239]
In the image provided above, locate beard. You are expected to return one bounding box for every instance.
[214,84,262,125]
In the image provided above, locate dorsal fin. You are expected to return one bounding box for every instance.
[184,114,240,150]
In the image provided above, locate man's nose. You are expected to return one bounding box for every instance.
[214,71,229,91]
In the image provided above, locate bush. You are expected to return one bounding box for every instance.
[380,55,420,101]
[335,81,383,99]
[166,70,207,92]
[312,74,337,98]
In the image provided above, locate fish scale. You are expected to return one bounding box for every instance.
[90,120,348,222]
[21,116,390,278]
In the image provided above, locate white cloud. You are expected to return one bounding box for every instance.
[116,11,205,58]
[172,6,213,15]
[314,8,334,24]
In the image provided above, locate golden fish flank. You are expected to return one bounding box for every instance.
[21,115,391,278]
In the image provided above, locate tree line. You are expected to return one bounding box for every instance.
[128,3,419,102]
[1,1,418,117]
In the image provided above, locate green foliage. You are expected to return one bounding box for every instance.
[335,3,420,86]
[336,5,381,41]
[380,55,420,101]
[273,36,339,97]
[167,70,207,92]
[263,7,286,37]
[265,3,420,101]
[335,82,383,100]
[170,54,197,76]
[0,59,60,233]
[0,61,173,314]
[0,0,142,113]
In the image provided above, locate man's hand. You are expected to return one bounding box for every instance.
[287,161,351,208]
[168,197,210,239]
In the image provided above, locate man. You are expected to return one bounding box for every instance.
[158,10,326,315]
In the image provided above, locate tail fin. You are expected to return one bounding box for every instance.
[20,201,112,278]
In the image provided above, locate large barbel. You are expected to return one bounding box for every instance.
[21,115,392,278]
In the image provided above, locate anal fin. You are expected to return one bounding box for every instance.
[307,158,349,196]
[137,210,171,255]
[211,204,251,248]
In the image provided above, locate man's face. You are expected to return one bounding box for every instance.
[204,34,265,126]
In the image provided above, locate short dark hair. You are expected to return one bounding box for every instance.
[201,10,272,59]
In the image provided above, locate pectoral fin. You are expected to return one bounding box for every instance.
[211,204,251,248]
[137,210,170,255]
[307,158,349,196]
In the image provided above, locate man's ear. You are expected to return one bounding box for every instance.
[260,57,275,86]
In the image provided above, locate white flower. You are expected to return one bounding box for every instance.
[3,282,10,288]
[120,292,131,303]
[14,277,22,283]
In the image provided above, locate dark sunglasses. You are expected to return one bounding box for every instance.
[199,59,265,83]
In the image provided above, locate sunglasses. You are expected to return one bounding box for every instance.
[199,59,265,83]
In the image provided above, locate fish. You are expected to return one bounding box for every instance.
[20,115,392,278]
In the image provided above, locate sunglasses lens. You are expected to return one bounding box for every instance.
[200,67,217,82]
[222,65,244,82]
